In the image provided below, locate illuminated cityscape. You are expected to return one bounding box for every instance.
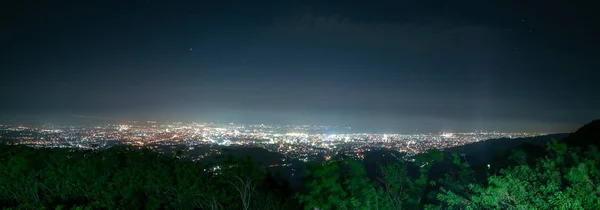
[0,0,597,208]
[0,121,546,162]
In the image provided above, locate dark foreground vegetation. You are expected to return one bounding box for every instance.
[1,120,599,210]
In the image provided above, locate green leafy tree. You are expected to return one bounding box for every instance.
[298,157,381,210]
[377,152,434,209]
[0,144,298,209]
[434,140,600,210]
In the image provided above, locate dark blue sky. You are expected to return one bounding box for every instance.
[1,0,598,132]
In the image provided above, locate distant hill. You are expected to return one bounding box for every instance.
[423,134,562,180]
[421,120,600,180]
[340,133,571,182]
[442,133,568,167]
[565,119,600,149]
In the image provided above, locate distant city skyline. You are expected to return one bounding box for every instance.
[0,120,552,162]
[0,114,580,134]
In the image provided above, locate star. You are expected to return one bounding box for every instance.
[189,48,193,51]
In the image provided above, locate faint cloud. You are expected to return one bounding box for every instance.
[263,13,510,54]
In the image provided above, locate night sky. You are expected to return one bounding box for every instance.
[1,0,599,133]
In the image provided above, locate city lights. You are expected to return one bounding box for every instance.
[0,122,546,163]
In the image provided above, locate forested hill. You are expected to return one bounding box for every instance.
[565,119,600,148]
[0,144,299,209]
[436,133,567,167]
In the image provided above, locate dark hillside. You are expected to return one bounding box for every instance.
[565,119,600,148]
[443,133,568,167]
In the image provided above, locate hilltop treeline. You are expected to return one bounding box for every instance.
[0,145,296,210]
[1,121,600,209]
